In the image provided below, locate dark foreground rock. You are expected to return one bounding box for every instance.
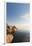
[12,31,30,43]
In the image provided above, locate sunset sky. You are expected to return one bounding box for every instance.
[7,3,30,30]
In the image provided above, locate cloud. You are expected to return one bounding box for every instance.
[10,24,30,30]
[20,13,30,21]
[15,13,30,30]
[9,13,30,30]
[10,23,32,31]
[15,24,30,30]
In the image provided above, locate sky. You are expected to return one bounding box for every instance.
[7,3,30,30]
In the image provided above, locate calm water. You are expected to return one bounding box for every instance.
[12,30,30,43]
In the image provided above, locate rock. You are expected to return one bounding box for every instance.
[6,34,14,43]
